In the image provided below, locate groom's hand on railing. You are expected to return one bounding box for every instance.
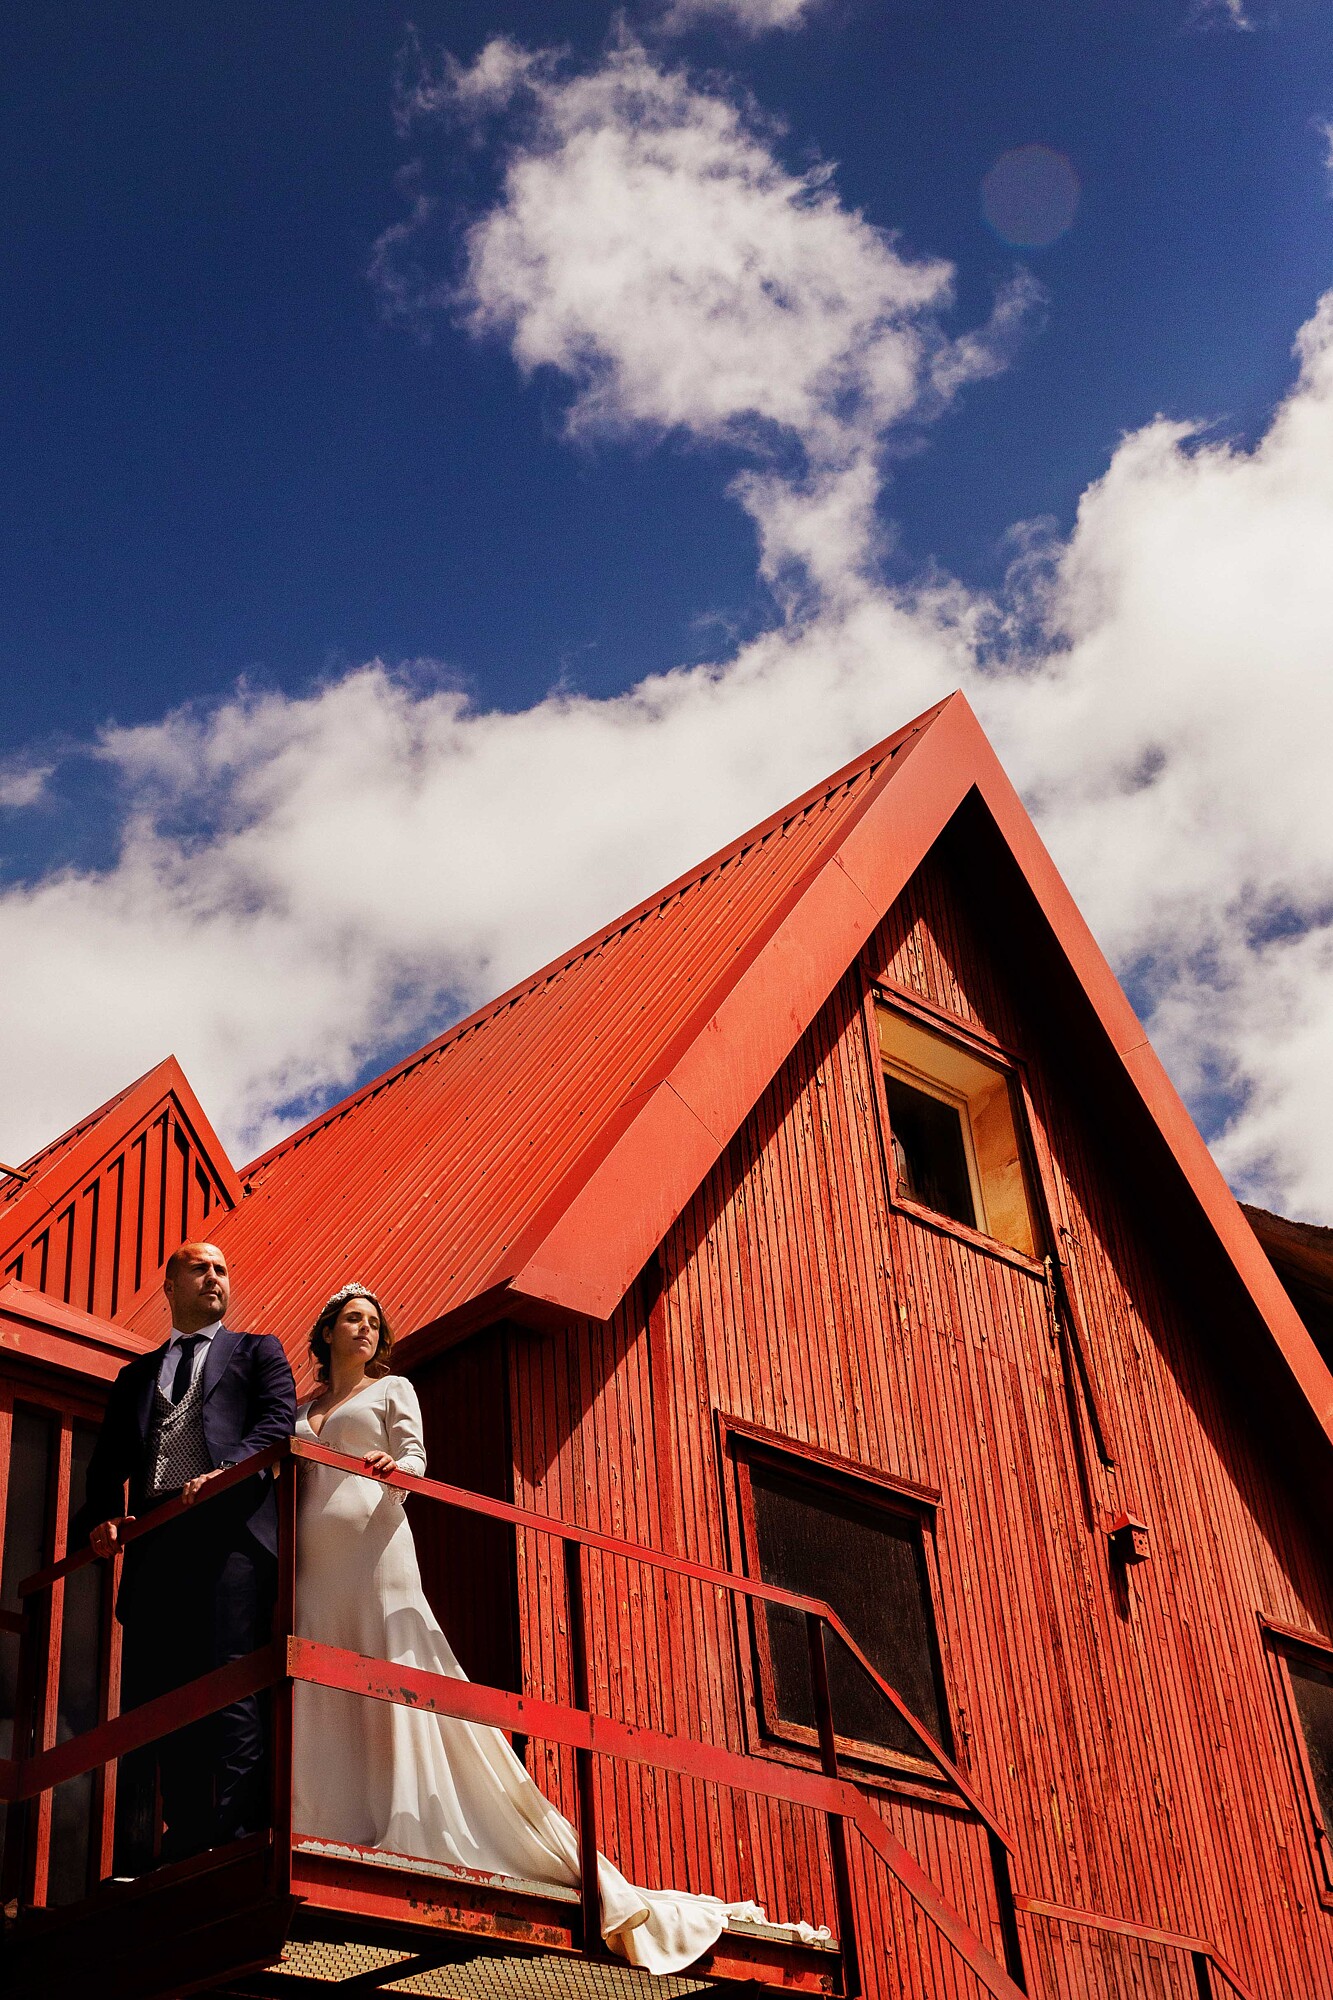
[181,1467,231,1505]
[89,1516,134,1558]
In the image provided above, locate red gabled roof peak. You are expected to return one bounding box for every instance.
[208,697,952,1370]
[1,1060,162,1213]
[183,689,1333,1472]
[2,1054,242,1335]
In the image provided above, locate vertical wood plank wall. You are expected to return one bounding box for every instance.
[492,847,1333,2000]
[0,1097,231,1326]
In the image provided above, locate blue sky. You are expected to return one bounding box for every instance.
[4,0,1333,1213]
[5,0,1329,744]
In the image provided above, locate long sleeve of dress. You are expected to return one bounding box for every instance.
[383,1376,428,1492]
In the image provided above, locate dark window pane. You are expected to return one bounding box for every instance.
[0,1632,16,1758]
[886,1076,976,1230]
[748,1461,946,1763]
[1291,1657,1333,1834]
[0,1407,57,1889]
[49,1423,102,1903]
[0,1409,56,1760]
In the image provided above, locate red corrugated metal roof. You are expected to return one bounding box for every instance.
[106,690,1332,1471]
[171,705,942,1363]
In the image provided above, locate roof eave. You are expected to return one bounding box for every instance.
[0,1278,154,1382]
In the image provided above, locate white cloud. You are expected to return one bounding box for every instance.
[984,294,1333,1215]
[384,35,1037,595]
[656,0,828,36]
[0,759,54,809]
[0,617,964,1165]
[5,32,1333,1235]
[1187,0,1255,29]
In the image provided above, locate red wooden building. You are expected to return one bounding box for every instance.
[2,691,1332,2000]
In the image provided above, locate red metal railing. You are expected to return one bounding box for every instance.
[0,1438,1025,1997]
[1012,1896,1258,2000]
[0,1440,1256,2000]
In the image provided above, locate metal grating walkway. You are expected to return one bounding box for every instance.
[215,1932,731,1998]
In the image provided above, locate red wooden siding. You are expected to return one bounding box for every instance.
[2,1097,232,1330]
[476,842,1333,2000]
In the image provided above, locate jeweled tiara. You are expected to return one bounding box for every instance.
[321,1281,382,1315]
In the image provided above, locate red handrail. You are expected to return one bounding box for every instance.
[16,1436,1008,1842]
[5,1438,1259,2000]
[8,1437,1027,1997]
[1013,1895,1258,2000]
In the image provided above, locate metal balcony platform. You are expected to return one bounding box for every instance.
[214,1916,829,2000]
[0,1833,839,2000]
[286,1836,838,1989]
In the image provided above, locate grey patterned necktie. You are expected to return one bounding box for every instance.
[169,1334,204,1404]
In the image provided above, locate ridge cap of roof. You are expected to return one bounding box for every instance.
[239,697,950,1184]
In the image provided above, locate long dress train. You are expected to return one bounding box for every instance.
[291,1376,809,1975]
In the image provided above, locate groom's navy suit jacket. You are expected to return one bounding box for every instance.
[76,1326,297,1613]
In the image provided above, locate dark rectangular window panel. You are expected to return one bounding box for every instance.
[748,1459,947,1764]
[1290,1655,1333,1838]
[1,1409,56,1764]
[886,1075,976,1231]
[1,1408,55,1613]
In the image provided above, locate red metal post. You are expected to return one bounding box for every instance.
[23,1426,73,1908]
[805,1613,860,2000]
[89,1551,121,1885]
[563,1537,601,1954]
[20,1577,59,1907]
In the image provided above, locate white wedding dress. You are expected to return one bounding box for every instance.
[292,1375,784,1975]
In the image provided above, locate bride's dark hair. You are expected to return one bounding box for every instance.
[308,1288,395,1385]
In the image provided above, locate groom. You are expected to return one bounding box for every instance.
[78,1240,296,1867]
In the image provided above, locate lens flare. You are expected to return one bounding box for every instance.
[981,145,1080,249]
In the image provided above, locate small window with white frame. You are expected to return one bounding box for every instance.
[876,1000,1040,1260]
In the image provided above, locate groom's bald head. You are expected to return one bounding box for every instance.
[164,1240,230,1332]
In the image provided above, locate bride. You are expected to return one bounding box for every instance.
[292,1283,777,1976]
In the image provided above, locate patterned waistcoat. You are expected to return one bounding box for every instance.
[145,1362,213,1499]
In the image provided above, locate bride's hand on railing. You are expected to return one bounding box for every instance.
[363,1448,409,1503]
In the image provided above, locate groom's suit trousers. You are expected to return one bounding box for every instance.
[117,1497,276,1868]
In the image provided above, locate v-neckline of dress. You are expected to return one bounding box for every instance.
[303,1375,380,1438]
